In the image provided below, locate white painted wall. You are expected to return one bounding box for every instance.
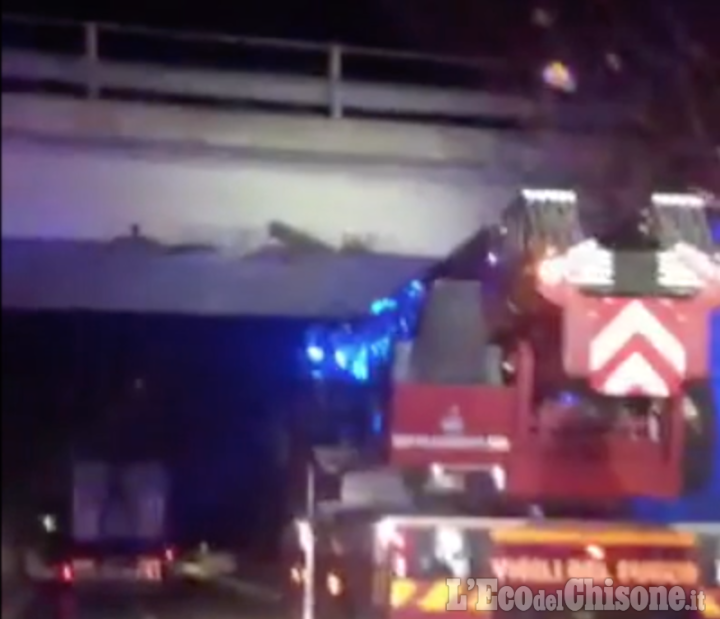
[2,136,512,258]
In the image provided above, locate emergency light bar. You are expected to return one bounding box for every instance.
[537,240,613,287]
[521,189,577,204]
[521,190,711,208]
[652,193,708,209]
[673,243,720,284]
[657,249,705,289]
[537,240,711,291]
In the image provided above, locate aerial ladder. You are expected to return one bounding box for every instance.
[390,188,719,504]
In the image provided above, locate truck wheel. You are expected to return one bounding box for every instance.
[682,380,717,494]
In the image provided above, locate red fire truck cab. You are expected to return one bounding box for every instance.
[285,500,720,619]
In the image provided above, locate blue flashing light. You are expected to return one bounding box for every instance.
[711,311,720,487]
[306,345,325,363]
[707,209,720,244]
[302,279,425,382]
[371,410,383,434]
[558,391,580,407]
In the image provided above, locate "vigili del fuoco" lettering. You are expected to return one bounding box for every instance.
[490,558,699,586]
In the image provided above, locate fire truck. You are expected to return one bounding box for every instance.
[284,497,720,619]
[390,189,719,501]
[286,189,719,619]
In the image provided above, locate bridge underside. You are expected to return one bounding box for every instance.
[1,239,434,317]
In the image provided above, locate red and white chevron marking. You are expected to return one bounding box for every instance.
[588,300,686,397]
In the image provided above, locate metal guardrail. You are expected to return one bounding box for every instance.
[1,12,513,75]
[2,13,540,122]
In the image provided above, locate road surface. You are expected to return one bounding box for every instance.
[16,577,281,619]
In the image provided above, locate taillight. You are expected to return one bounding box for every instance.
[327,572,343,596]
[138,558,162,580]
[60,563,74,582]
[164,547,175,562]
[290,565,303,584]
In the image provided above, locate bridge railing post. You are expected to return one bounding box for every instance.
[327,44,343,120]
[83,21,100,99]
[1,13,595,129]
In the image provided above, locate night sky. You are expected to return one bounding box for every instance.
[4,0,718,62]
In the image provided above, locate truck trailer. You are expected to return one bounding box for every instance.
[45,460,175,586]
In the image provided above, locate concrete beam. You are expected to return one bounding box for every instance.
[2,94,619,177]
